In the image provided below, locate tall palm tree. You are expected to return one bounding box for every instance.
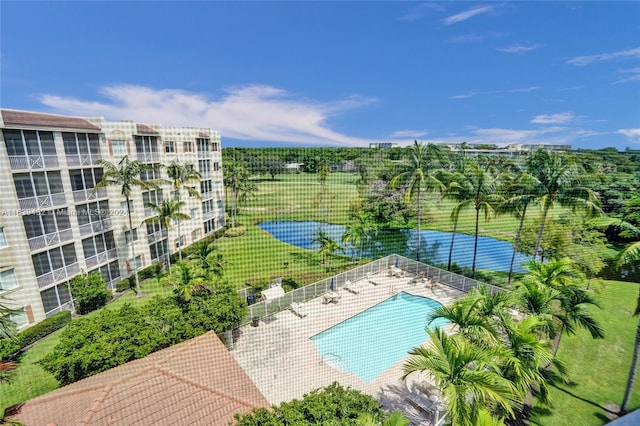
[451,161,503,278]
[498,172,539,286]
[436,169,471,271]
[96,156,162,292]
[223,161,250,228]
[390,141,444,261]
[166,160,201,260]
[188,241,224,278]
[525,150,602,260]
[312,230,342,267]
[142,199,190,274]
[342,211,378,261]
[428,297,499,345]
[403,328,521,426]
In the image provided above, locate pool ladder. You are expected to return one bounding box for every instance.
[321,353,345,370]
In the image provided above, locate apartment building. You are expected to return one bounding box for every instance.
[0,109,225,327]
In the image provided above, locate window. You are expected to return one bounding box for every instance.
[175,236,185,249]
[125,229,138,244]
[7,309,27,327]
[211,142,219,152]
[183,141,193,153]
[191,229,201,241]
[213,162,220,172]
[164,141,175,153]
[204,218,217,235]
[31,244,77,277]
[120,201,134,214]
[111,140,127,156]
[40,284,71,314]
[0,269,18,291]
[0,228,7,248]
[149,241,167,262]
[171,190,179,200]
[23,209,71,239]
[190,208,199,219]
[128,255,142,270]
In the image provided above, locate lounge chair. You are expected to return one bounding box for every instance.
[343,280,359,295]
[410,272,425,285]
[290,302,307,318]
[406,391,437,413]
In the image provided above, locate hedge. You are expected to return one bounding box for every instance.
[40,281,247,385]
[0,310,72,361]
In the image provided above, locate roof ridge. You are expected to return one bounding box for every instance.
[80,384,114,425]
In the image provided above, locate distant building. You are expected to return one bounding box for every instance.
[369,142,399,149]
[285,162,304,172]
[0,109,225,327]
[442,142,571,157]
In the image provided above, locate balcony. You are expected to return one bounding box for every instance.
[8,155,59,171]
[28,228,74,252]
[200,191,213,200]
[78,218,113,237]
[203,210,216,220]
[65,153,102,167]
[85,248,118,270]
[147,228,168,244]
[37,262,80,289]
[72,187,108,203]
[18,193,67,211]
[137,152,159,163]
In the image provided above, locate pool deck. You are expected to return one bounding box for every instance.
[231,269,465,424]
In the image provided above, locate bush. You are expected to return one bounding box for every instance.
[282,277,300,292]
[0,310,71,361]
[69,272,112,315]
[138,262,163,281]
[40,282,247,385]
[234,382,386,425]
[224,226,246,238]
[116,277,131,293]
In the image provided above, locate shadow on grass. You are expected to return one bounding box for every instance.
[551,384,617,414]
[289,251,318,267]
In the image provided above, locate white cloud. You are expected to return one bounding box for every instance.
[39,84,377,147]
[617,128,640,142]
[497,43,541,54]
[443,5,494,25]
[614,67,640,84]
[531,112,576,125]
[389,130,428,138]
[451,86,541,99]
[449,31,505,44]
[397,2,443,22]
[567,47,640,66]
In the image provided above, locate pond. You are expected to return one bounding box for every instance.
[258,221,532,273]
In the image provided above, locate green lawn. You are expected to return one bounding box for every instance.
[0,330,61,415]
[531,280,640,425]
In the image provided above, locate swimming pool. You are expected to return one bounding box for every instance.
[310,291,449,383]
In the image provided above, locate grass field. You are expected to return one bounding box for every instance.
[531,280,640,425]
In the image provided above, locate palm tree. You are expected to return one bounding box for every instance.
[342,211,378,261]
[223,161,250,228]
[161,261,209,302]
[188,241,225,278]
[356,411,409,426]
[403,328,521,426]
[312,230,342,267]
[436,169,471,271]
[451,161,503,278]
[498,172,539,286]
[525,150,602,260]
[166,160,201,261]
[390,141,444,261]
[96,156,162,292]
[428,298,499,345]
[142,199,190,274]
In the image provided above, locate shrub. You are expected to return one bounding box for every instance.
[138,262,163,281]
[17,310,71,349]
[70,272,112,315]
[234,382,386,425]
[224,226,246,238]
[282,277,300,292]
[40,282,247,385]
[0,310,71,361]
[116,277,131,292]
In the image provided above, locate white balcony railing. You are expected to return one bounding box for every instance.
[18,193,67,211]
[85,248,118,269]
[147,229,168,244]
[37,262,80,289]
[8,155,59,170]
[72,187,107,203]
[28,228,74,252]
[78,218,113,237]
[138,152,159,163]
[65,153,102,167]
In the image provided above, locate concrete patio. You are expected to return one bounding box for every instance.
[231,268,466,425]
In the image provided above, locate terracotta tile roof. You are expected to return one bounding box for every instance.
[136,123,159,135]
[11,332,269,426]
[1,109,101,131]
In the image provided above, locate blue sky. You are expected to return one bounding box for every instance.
[2,1,639,150]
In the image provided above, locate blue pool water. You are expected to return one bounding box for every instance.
[311,292,448,383]
[258,221,531,272]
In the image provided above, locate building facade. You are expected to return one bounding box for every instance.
[0,110,225,327]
